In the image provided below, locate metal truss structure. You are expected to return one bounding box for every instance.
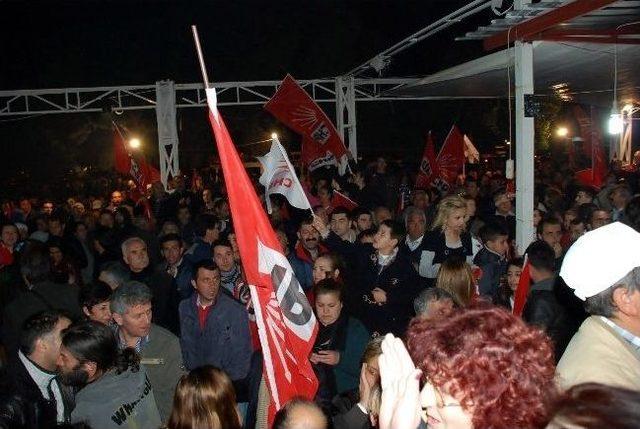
[0,77,430,188]
[0,77,424,117]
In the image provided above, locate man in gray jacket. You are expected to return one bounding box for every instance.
[111,281,185,422]
[57,320,161,429]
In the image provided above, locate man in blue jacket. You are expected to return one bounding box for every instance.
[178,259,251,382]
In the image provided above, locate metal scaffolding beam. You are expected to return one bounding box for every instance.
[0,78,423,117]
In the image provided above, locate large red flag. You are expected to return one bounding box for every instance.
[512,258,531,317]
[575,107,607,189]
[265,75,349,175]
[113,126,161,192]
[436,125,465,186]
[415,132,438,189]
[205,88,318,423]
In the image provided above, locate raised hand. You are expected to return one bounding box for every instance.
[378,334,422,429]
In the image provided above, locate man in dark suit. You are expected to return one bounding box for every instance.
[0,311,75,429]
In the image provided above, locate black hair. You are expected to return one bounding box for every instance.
[478,222,508,244]
[357,227,376,241]
[350,207,372,221]
[79,281,113,310]
[379,219,405,245]
[212,238,233,250]
[313,278,344,302]
[61,320,139,375]
[159,233,183,247]
[330,206,350,220]
[194,214,219,237]
[20,241,51,283]
[192,259,219,280]
[536,216,561,236]
[624,195,640,233]
[526,240,556,273]
[19,310,66,355]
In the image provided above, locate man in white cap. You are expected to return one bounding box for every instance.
[556,222,640,390]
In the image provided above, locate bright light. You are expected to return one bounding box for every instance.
[608,114,623,135]
[622,103,635,113]
[556,127,569,138]
[129,138,141,149]
[271,133,278,140]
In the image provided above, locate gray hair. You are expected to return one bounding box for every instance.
[99,261,130,289]
[110,281,153,315]
[121,236,146,257]
[413,287,455,316]
[403,206,427,229]
[585,267,640,317]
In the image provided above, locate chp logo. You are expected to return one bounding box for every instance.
[257,240,315,342]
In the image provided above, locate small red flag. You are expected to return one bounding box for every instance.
[113,126,161,192]
[437,125,465,186]
[205,88,318,424]
[265,75,349,175]
[512,258,531,317]
[331,190,358,211]
[416,132,438,189]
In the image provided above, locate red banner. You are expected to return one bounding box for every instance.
[332,190,358,211]
[415,132,438,189]
[113,127,161,192]
[265,75,349,174]
[437,125,465,186]
[206,88,318,424]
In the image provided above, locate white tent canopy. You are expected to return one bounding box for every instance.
[389,41,640,107]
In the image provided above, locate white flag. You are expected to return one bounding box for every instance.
[464,134,480,164]
[257,137,312,214]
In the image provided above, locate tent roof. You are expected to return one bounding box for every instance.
[388,41,640,106]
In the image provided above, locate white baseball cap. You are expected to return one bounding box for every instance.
[560,222,640,300]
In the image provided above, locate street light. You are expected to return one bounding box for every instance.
[129,138,141,149]
[271,132,278,140]
[556,127,569,138]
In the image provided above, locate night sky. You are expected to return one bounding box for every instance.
[0,0,507,177]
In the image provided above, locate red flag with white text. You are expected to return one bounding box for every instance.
[205,88,318,424]
[416,132,438,189]
[113,126,161,192]
[265,75,349,175]
[437,125,465,186]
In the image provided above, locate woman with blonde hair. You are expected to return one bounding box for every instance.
[166,366,241,429]
[435,255,476,307]
[419,195,480,281]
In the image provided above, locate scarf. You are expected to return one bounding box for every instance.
[220,264,241,295]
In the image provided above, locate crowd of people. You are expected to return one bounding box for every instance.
[1,154,640,429]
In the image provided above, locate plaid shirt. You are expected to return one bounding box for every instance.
[600,317,640,354]
[114,326,150,353]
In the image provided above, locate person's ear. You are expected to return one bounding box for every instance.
[112,312,124,327]
[82,306,91,318]
[612,287,640,316]
[333,268,341,279]
[84,361,98,380]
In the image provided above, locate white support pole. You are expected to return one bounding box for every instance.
[514,41,535,253]
[155,80,180,190]
[335,76,358,161]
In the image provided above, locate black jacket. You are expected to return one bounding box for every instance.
[0,355,75,429]
[523,278,573,361]
[2,281,82,354]
[127,264,180,335]
[325,234,421,336]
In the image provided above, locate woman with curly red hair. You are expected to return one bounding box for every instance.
[378,305,558,429]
